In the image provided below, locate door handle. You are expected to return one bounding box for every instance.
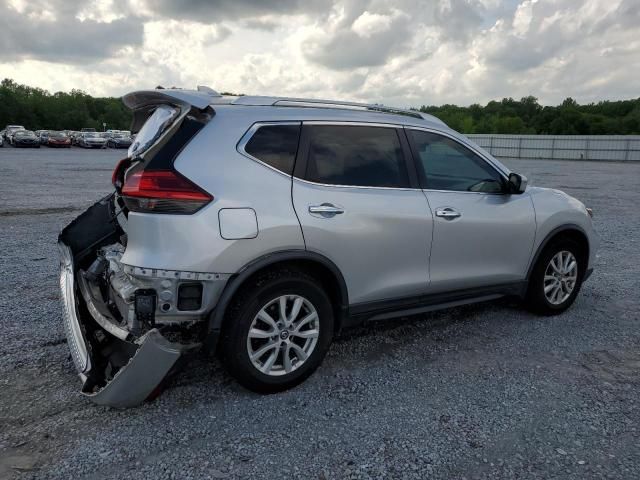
[309,203,344,217]
[435,207,461,219]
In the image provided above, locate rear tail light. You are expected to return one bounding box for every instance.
[121,170,213,214]
[112,158,132,190]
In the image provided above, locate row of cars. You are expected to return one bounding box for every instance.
[0,125,133,149]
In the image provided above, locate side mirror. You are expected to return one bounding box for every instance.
[508,173,528,194]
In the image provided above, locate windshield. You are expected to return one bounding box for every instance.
[128,105,179,158]
[51,132,67,138]
[84,133,99,138]
[15,131,34,137]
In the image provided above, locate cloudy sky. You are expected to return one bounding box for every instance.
[1,0,638,107]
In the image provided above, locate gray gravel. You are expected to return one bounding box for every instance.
[1,146,639,480]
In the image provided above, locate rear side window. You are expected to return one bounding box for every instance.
[304,125,409,188]
[408,130,504,193]
[244,124,301,175]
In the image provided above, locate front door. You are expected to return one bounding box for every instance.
[406,128,536,293]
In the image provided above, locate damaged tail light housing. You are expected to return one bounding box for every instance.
[112,158,132,191]
[122,170,213,214]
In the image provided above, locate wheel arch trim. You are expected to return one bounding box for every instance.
[526,224,590,281]
[205,250,349,349]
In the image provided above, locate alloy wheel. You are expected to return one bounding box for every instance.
[543,250,578,305]
[246,295,320,376]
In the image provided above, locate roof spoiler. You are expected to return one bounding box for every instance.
[122,88,218,112]
[123,88,218,133]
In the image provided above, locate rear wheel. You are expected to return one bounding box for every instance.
[525,239,584,315]
[221,269,334,393]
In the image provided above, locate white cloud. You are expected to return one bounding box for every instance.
[0,0,638,106]
[352,11,395,37]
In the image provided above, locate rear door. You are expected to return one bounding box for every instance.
[292,123,433,306]
[406,128,536,293]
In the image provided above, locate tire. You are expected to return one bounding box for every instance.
[525,238,584,315]
[220,268,334,393]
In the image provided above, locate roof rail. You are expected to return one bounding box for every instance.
[271,98,424,120]
[229,95,446,125]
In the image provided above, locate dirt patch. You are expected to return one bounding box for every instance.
[0,207,80,217]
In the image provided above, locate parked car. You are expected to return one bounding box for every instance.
[0,133,3,147]
[38,130,50,145]
[77,132,107,149]
[4,125,25,144]
[69,131,81,145]
[59,88,598,407]
[104,129,120,139]
[12,130,40,147]
[107,133,132,149]
[47,131,72,148]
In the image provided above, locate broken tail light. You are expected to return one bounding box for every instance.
[121,170,213,214]
[112,158,132,191]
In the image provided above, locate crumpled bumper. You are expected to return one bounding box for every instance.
[58,196,189,408]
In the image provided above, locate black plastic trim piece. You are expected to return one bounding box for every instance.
[398,127,420,189]
[349,281,526,321]
[205,250,349,351]
[525,224,590,281]
[58,194,122,265]
[583,267,594,282]
[144,116,207,171]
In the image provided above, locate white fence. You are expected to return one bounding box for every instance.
[466,134,640,162]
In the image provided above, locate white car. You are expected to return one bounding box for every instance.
[4,125,25,145]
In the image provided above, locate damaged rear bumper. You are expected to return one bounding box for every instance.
[59,242,183,407]
[58,195,201,408]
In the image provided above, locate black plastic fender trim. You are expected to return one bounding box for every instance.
[204,250,349,353]
[525,224,590,282]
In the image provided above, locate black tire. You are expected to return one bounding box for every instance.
[525,238,584,315]
[220,268,334,393]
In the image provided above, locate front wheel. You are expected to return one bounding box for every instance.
[525,239,584,315]
[220,269,334,393]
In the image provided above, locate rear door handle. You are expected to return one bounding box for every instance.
[309,203,344,217]
[435,207,461,219]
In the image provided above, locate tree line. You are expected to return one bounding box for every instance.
[1,78,639,135]
[0,79,131,131]
[419,96,640,135]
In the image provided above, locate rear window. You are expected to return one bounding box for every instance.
[244,124,301,175]
[304,125,409,188]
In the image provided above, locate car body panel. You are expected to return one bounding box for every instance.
[424,190,537,292]
[121,110,306,273]
[526,186,598,271]
[292,178,433,304]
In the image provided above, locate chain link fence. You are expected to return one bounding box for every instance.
[466,134,640,161]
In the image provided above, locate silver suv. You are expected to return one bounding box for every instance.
[59,88,598,407]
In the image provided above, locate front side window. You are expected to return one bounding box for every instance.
[304,125,409,188]
[408,130,505,193]
[244,124,301,175]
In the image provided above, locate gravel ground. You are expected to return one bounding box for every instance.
[1,147,639,480]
